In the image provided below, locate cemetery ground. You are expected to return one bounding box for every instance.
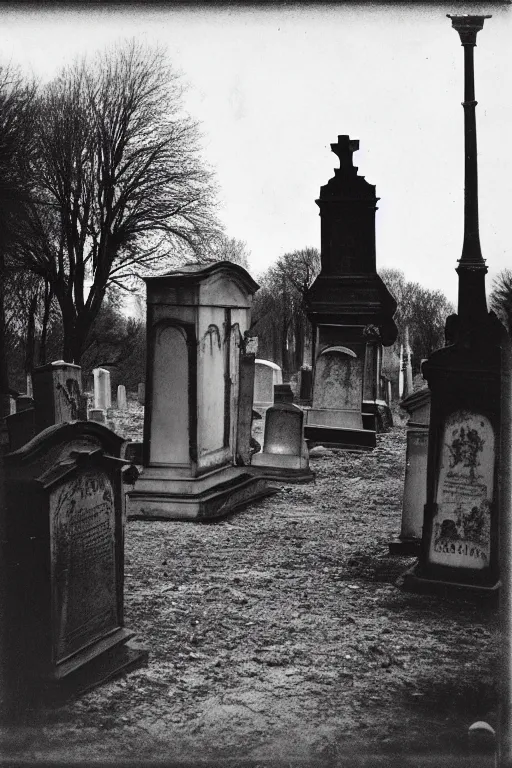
[2,400,498,767]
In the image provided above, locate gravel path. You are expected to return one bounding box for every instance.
[0,407,498,767]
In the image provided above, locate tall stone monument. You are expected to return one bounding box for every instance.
[403,15,505,595]
[304,136,398,450]
[126,261,276,520]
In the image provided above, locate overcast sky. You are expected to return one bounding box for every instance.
[0,2,510,305]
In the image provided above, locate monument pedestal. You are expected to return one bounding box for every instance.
[127,465,275,520]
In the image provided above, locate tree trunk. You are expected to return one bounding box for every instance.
[25,293,38,380]
[0,249,9,418]
[38,279,53,366]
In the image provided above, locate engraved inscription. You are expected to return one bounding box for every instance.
[51,468,118,661]
[429,411,494,570]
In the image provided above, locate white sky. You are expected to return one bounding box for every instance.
[0,2,510,305]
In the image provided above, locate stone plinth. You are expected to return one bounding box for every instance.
[32,361,83,433]
[127,262,277,520]
[2,421,146,711]
[389,388,431,556]
[93,368,111,411]
[250,402,314,483]
[254,360,282,409]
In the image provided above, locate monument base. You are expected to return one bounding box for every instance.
[248,453,315,484]
[388,537,421,556]
[126,465,278,520]
[399,563,500,601]
[304,424,376,450]
[3,630,148,716]
[50,636,148,702]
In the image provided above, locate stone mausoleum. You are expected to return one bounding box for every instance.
[126,261,274,520]
[305,135,398,449]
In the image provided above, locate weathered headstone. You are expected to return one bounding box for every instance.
[88,408,106,424]
[127,261,277,520]
[137,382,145,405]
[251,402,314,483]
[389,388,431,555]
[274,383,294,403]
[117,384,127,411]
[32,361,82,433]
[93,368,111,411]
[254,360,282,409]
[2,421,146,711]
[304,136,397,450]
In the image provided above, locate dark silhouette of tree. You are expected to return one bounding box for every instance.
[251,247,320,372]
[380,267,454,372]
[0,64,37,412]
[490,268,512,333]
[12,41,220,364]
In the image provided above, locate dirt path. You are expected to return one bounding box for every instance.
[1,408,499,767]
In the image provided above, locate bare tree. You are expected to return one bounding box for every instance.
[196,234,252,270]
[379,267,454,370]
[252,247,320,372]
[0,64,37,411]
[13,41,220,363]
[490,268,512,333]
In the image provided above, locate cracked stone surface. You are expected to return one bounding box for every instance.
[0,401,498,767]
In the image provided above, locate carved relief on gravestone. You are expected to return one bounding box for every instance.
[429,410,494,570]
[51,467,118,661]
[313,346,363,410]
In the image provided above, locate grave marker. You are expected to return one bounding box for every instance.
[254,360,283,409]
[250,401,314,483]
[2,421,146,710]
[32,361,82,433]
[93,368,111,411]
[117,384,127,411]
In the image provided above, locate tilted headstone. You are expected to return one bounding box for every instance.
[253,360,282,409]
[251,401,314,483]
[389,388,431,556]
[117,384,127,411]
[93,368,111,411]
[127,261,277,520]
[2,421,147,711]
[137,382,145,405]
[32,361,83,433]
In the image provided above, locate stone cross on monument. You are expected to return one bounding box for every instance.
[330,136,360,172]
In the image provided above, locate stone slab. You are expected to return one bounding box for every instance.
[127,466,278,520]
[304,424,376,450]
